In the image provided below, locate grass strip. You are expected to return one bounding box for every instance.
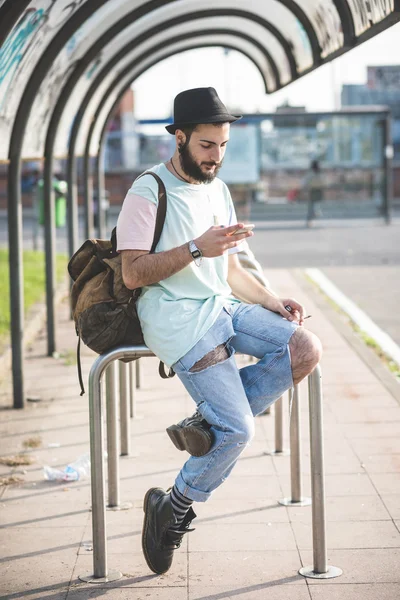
[0,249,67,349]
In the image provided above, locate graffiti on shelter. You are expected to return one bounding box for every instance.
[347,0,395,35]
[0,9,45,109]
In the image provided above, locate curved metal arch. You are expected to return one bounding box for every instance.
[278,0,322,63]
[332,0,356,45]
[71,8,295,121]
[79,21,280,101]
[75,36,271,237]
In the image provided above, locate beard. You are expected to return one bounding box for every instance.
[178,140,223,183]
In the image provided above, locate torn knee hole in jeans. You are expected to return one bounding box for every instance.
[189,343,230,373]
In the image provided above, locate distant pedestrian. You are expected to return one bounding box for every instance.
[303,159,324,227]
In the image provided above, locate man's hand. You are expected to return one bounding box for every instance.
[195,224,253,258]
[265,297,306,325]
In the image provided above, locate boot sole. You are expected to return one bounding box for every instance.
[166,425,213,457]
[142,487,169,575]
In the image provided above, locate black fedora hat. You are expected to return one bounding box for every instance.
[165,87,242,134]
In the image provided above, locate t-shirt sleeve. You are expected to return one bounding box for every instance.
[116,174,159,252]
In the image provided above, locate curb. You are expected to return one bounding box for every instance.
[305,268,400,367]
[293,268,400,404]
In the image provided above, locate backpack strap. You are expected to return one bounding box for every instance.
[111,170,167,254]
[112,171,174,379]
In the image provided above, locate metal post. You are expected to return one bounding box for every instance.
[83,150,94,240]
[299,365,342,579]
[119,361,130,456]
[279,385,311,507]
[43,156,57,356]
[383,112,393,225]
[135,359,141,389]
[7,157,24,409]
[105,363,119,507]
[106,363,132,511]
[79,345,153,583]
[96,145,106,239]
[129,362,136,419]
[66,150,79,260]
[79,358,121,583]
[265,396,289,456]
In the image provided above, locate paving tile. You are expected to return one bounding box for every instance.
[280,473,376,498]
[360,454,400,474]
[330,407,400,424]
[0,552,77,597]
[293,519,400,549]
[210,474,283,501]
[345,437,400,456]
[287,495,391,523]
[309,583,400,599]
[300,549,400,584]
[368,472,400,495]
[195,497,289,524]
[341,422,400,438]
[381,495,400,519]
[73,552,187,588]
[0,526,84,561]
[68,588,188,599]
[189,582,311,599]
[0,501,90,528]
[323,383,396,403]
[190,522,297,552]
[188,551,305,586]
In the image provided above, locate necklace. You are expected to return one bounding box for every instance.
[170,157,192,184]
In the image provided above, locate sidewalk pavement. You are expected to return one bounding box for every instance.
[0,269,399,600]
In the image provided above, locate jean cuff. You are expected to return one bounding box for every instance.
[174,472,212,503]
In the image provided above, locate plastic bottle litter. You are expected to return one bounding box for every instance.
[43,452,90,482]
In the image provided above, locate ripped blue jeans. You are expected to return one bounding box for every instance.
[172,302,297,502]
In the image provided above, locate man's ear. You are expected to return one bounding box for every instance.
[175,129,186,147]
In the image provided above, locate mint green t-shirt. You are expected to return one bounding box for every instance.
[116,163,241,367]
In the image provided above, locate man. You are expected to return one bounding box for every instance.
[303,159,324,227]
[117,87,321,575]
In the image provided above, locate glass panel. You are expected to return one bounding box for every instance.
[258,111,385,212]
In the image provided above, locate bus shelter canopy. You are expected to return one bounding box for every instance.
[0,0,399,161]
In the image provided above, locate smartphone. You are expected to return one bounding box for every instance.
[229,224,255,236]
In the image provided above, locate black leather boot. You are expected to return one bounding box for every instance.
[166,410,214,457]
[142,487,196,574]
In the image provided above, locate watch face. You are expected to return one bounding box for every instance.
[192,250,201,259]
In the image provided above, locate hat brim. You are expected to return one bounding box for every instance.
[165,114,242,134]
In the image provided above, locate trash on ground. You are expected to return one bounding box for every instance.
[47,443,61,448]
[43,452,90,482]
[0,455,34,467]
[27,396,41,403]
[0,476,24,486]
[22,436,42,449]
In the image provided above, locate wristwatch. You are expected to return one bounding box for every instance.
[188,240,203,267]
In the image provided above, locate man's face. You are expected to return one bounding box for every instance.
[177,123,230,183]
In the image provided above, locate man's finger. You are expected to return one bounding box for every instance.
[224,224,244,235]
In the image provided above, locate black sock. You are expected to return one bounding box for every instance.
[169,485,193,530]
